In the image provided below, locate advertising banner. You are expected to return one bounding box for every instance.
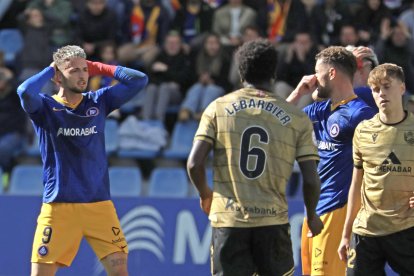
[0,196,396,276]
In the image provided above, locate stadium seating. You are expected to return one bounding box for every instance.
[9,164,44,196]
[105,119,119,154]
[0,29,24,66]
[117,119,164,159]
[109,166,142,197]
[148,167,189,198]
[163,120,199,160]
[0,167,3,194]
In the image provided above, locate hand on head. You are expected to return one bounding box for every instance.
[352,47,373,61]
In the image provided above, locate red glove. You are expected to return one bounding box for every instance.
[86,60,116,77]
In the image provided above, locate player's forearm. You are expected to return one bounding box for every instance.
[104,66,148,108]
[187,162,210,199]
[286,89,302,105]
[17,66,53,113]
[114,66,148,90]
[299,160,321,219]
[342,168,363,239]
[187,140,212,199]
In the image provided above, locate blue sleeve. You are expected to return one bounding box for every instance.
[17,67,54,114]
[104,66,148,111]
[351,106,376,127]
[302,102,318,121]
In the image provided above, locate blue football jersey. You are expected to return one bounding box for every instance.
[354,86,378,112]
[18,66,148,203]
[303,97,376,215]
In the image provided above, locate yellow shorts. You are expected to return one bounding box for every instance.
[301,205,347,276]
[31,200,128,266]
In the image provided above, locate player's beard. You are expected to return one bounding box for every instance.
[69,85,85,94]
[317,83,331,99]
[65,80,87,94]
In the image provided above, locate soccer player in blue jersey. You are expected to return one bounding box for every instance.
[287,46,376,276]
[312,46,379,112]
[17,45,148,276]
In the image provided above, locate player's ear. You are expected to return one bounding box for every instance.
[329,67,336,80]
[53,69,63,85]
[400,82,406,96]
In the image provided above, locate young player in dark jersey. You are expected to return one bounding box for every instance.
[17,45,148,276]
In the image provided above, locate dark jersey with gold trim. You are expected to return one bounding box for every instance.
[195,88,319,227]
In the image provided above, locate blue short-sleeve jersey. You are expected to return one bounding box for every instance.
[303,97,376,215]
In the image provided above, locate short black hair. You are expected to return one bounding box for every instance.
[236,39,277,84]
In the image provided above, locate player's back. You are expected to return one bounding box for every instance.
[198,87,318,227]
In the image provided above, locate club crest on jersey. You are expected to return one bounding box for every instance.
[372,133,378,143]
[329,123,340,137]
[86,107,99,117]
[38,245,48,256]
[404,131,414,145]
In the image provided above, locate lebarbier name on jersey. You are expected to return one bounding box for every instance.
[57,126,98,137]
[225,99,291,125]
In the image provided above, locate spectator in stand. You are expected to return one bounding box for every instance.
[18,7,54,94]
[355,0,392,45]
[0,66,27,172]
[141,31,192,122]
[228,25,262,89]
[383,0,402,15]
[178,33,231,121]
[0,0,28,29]
[266,0,310,44]
[311,0,353,47]
[26,0,73,47]
[106,0,134,44]
[212,0,256,50]
[117,0,170,70]
[76,0,118,61]
[88,42,118,91]
[172,0,214,52]
[375,20,414,93]
[399,1,414,39]
[275,30,318,109]
[337,24,361,46]
[243,0,267,35]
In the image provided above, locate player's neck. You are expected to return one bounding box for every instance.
[243,81,273,93]
[379,109,406,125]
[330,85,355,106]
[57,88,83,106]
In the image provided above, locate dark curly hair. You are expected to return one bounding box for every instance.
[315,46,357,81]
[236,39,278,84]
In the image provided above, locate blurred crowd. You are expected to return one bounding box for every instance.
[1,0,414,176]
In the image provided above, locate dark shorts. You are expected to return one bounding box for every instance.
[211,224,294,276]
[347,226,414,276]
